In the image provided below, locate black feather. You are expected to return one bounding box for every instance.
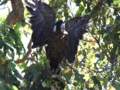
[25,0,90,73]
[64,14,91,63]
[25,0,56,48]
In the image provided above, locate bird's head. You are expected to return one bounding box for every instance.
[53,20,68,36]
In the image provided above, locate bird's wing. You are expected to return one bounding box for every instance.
[25,0,56,48]
[64,13,91,63]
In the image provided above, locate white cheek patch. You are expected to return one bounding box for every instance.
[60,23,68,39]
[60,23,65,29]
[53,25,56,32]
[61,23,67,34]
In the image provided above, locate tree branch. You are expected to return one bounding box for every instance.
[5,0,24,25]
[65,62,81,76]
[0,0,8,5]
[14,39,33,64]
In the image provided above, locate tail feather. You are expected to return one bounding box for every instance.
[50,60,60,74]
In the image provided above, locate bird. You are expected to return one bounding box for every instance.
[25,0,93,74]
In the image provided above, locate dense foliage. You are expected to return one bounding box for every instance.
[0,0,120,90]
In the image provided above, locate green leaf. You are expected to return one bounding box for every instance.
[0,63,5,76]
[92,76,102,89]
[3,44,14,59]
[30,85,36,90]
[33,72,40,82]
[3,84,14,90]
[27,66,37,74]
[65,70,72,80]
[57,76,65,83]
[114,0,120,4]
[9,27,25,55]
[103,81,108,89]
[106,0,113,6]
[0,85,4,90]
[113,83,120,90]
[115,16,120,23]
[74,74,84,84]
[0,38,3,49]
[74,0,81,6]
[9,61,16,70]
[12,85,18,90]
[24,72,33,81]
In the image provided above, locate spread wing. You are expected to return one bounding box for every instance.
[64,13,91,63]
[25,0,56,48]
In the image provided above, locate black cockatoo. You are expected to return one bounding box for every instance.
[25,0,92,74]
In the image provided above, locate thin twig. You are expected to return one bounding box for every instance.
[0,0,8,5]
[14,39,33,64]
[90,30,110,60]
[65,62,81,76]
[105,28,120,46]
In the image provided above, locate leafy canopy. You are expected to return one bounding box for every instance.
[0,0,120,90]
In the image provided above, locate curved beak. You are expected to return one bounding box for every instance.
[61,29,68,35]
[61,23,68,34]
[61,23,68,38]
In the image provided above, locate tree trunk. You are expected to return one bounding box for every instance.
[5,0,24,25]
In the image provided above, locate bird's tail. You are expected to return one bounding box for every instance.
[50,60,60,74]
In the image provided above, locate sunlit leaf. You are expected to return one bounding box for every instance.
[57,76,66,83]
[12,85,18,90]
[109,84,116,90]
